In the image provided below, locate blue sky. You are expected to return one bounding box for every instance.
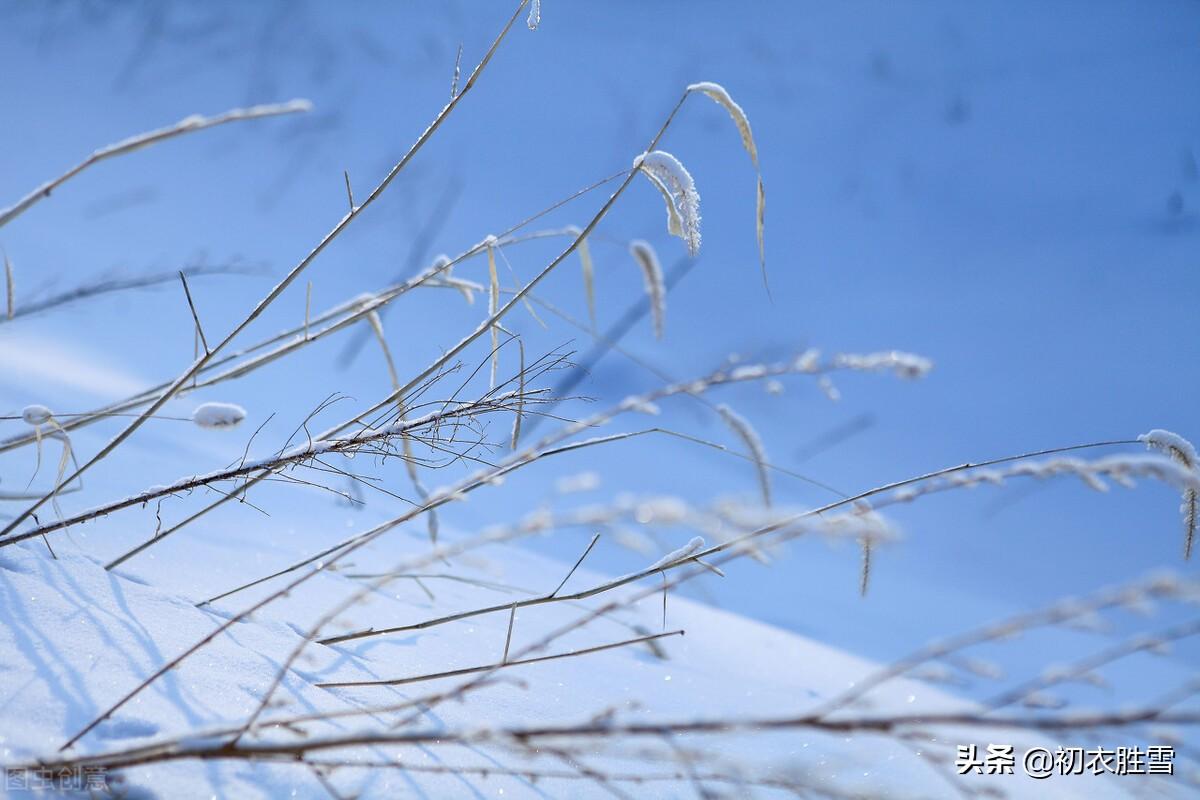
[1,0,1198,689]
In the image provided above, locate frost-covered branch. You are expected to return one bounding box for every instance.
[0,100,312,230]
[199,351,932,609]
[0,389,543,549]
[0,260,259,325]
[0,0,531,541]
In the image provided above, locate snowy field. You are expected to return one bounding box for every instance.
[0,524,1169,799]
[1,1,1199,797]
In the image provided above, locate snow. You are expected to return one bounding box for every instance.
[20,405,52,426]
[190,402,247,430]
[0,529,1131,799]
[686,82,759,168]
[832,351,935,380]
[1140,429,1198,468]
[645,535,705,571]
[634,151,702,256]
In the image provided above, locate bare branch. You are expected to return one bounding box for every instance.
[315,629,683,688]
[0,100,312,230]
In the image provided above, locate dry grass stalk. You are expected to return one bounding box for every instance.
[315,629,683,689]
[0,0,530,541]
[178,271,209,354]
[563,224,597,329]
[0,260,257,326]
[485,235,501,386]
[2,388,541,548]
[7,7,1196,797]
[510,336,525,448]
[635,150,701,256]
[1140,429,1198,558]
[0,99,312,229]
[687,81,766,284]
[4,251,13,319]
[716,403,771,506]
[629,240,665,338]
[28,572,1200,786]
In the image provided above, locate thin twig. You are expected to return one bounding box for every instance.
[28,706,1200,775]
[178,271,209,354]
[304,280,312,340]
[552,532,601,597]
[343,170,355,212]
[314,434,1143,647]
[502,603,517,663]
[51,1,536,754]
[0,0,521,542]
[0,100,312,229]
[2,392,535,548]
[0,261,259,325]
[316,630,683,688]
[4,251,13,319]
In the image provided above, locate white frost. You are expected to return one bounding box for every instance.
[1140,429,1198,468]
[634,150,701,256]
[192,402,247,430]
[834,351,934,379]
[646,536,705,571]
[629,240,667,339]
[686,82,758,167]
[21,404,52,426]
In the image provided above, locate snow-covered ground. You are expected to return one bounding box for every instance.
[0,521,1156,799]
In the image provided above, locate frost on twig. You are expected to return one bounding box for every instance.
[1140,429,1199,559]
[4,252,13,320]
[716,403,771,507]
[565,225,597,329]
[646,536,705,572]
[16,404,77,533]
[432,253,478,305]
[756,177,765,279]
[832,351,933,379]
[851,501,887,597]
[0,99,313,229]
[510,337,525,449]
[485,235,501,387]
[366,311,400,391]
[687,82,758,168]
[633,150,701,256]
[629,240,666,339]
[687,81,766,283]
[883,450,1200,540]
[0,260,259,326]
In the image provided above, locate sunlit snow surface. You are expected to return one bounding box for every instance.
[0,529,1136,799]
